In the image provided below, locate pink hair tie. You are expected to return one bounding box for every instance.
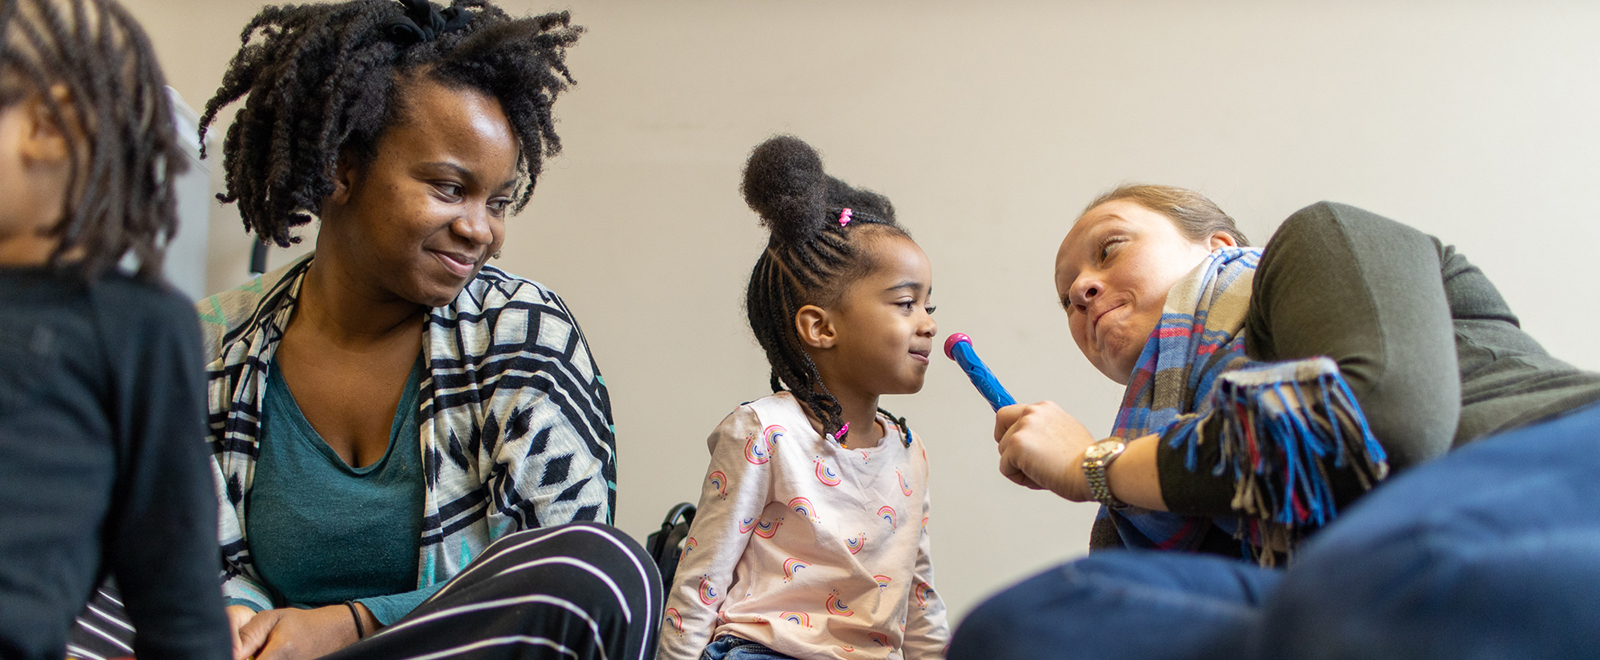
[833,422,851,442]
[839,208,853,227]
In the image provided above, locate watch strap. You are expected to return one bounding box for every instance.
[1083,439,1129,509]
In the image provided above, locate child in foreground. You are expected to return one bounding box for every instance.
[0,0,229,658]
[659,135,949,660]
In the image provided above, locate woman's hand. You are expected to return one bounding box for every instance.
[226,605,260,660]
[233,605,364,660]
[994,402,1171,511]
[993,401,1098,501]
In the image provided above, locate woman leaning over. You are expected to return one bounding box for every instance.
[987,186,1600,557]
[165,1,652,658]
[949,186,1600,659]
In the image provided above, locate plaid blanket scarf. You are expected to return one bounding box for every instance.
[1103,247,1388,564]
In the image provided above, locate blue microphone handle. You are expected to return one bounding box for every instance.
[950,341,1016,411]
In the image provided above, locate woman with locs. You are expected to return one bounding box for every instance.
[79,1,660,659]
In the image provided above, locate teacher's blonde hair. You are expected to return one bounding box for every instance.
[1083,184,1251,247]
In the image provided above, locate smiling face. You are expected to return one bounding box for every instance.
[821,235,939,399]
[1055,199,1230,384]
[318,75,519,308]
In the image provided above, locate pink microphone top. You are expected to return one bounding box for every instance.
[943,333,971,360]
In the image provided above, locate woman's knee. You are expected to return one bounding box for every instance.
[494,523,657,584]
[463,524,657,608]
[949,567,1070,660]
[1268,520,1600,658]
[489,522,647,563]
[953,554,1269,660]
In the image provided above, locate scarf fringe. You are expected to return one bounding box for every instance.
[1171,357,1389,564]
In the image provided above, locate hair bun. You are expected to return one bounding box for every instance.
[740,135,829,244]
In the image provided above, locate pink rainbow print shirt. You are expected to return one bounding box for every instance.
[658,393,949,660]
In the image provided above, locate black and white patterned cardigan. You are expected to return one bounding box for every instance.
[196,255,616,610]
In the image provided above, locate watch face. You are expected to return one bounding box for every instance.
[1087,440,1123,463]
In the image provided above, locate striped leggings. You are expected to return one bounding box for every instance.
[70,522,662,660]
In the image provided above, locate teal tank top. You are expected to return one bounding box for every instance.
[247,356,428,623]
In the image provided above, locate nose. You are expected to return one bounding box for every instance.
[918,310,937,337]
[452,206,495,247]
[1069,275,1101,313]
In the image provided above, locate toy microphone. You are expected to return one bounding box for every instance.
[943,333,1016,411]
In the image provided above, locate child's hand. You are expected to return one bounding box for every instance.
[993,401,1096,501]
[234,605,364,660]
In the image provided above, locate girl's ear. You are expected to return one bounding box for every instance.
[795,305,837,349]
[17,85,77,165]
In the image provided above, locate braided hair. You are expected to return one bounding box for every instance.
[0,0,187,281]
[198,0,581,248]
[741,135,915,445]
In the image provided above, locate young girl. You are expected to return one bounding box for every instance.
[0,0,229,657]
[660,136,949,660]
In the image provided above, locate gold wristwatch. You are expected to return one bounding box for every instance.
[1081,438,1129,509]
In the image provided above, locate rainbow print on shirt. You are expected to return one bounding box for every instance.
[868,632,891,647]
[753,517,784,538]
[684,537,697,553]
[739,517,758,534]
[744,432,772,465]
[914,581,935,608]
[897,469,913,496]
[698,576,720,605]
[845,533,865,555]
[663,608,684,636]
[825,590,854,616]
[814,456,842,487]
[708,471,728,499]
[873,574,892,588]
[781,611,813,628]
[878,505,897,528]
[783,557,811,582]
[789,496,822,522]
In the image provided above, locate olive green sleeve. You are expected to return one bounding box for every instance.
[1158,202,1461,515]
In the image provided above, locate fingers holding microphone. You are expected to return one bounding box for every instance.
[994,401,1096,502]
[943,332,1097,501]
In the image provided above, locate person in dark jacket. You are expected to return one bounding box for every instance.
[0,0,230,658]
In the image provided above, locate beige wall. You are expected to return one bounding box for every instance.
[122,0,1600,624]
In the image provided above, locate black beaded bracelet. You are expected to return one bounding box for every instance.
[344,601,366,639]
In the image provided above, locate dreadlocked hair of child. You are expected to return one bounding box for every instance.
[1,2,232,657]
[741,134,929,446]
[0,0,187,281]
[198,0,581,248]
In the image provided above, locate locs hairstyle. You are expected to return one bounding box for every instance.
[741,135,916,444]
[198,0,581,248]
[0,0,187,281]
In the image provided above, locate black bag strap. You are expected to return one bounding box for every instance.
[648,502,696,559]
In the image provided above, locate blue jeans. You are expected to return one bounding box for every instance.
[701,636,796,660]
[950,403,1600,660]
